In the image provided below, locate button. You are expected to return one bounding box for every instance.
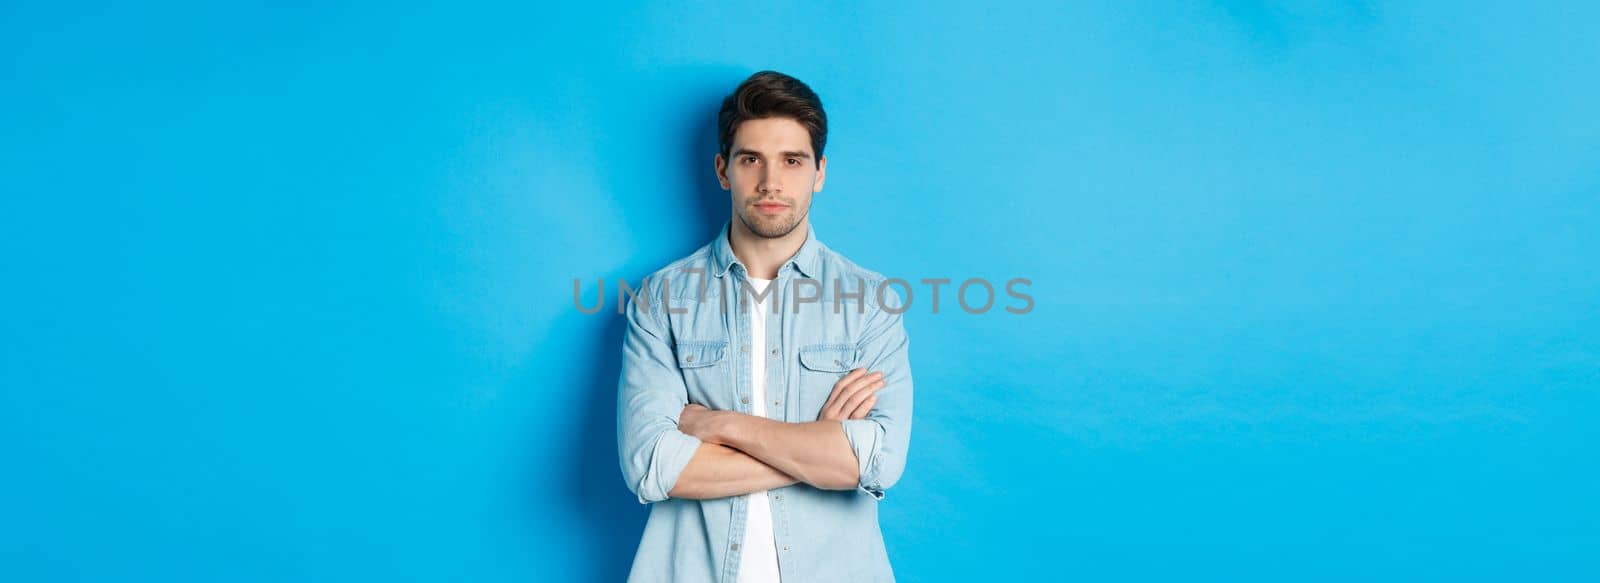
[741,345,750,352]
[685,355,695,363]
[741,396,750,404]
[783,545,790,551]
[835,359,843,366]
[773,494,782,501]
[732,543,740,551]
[770,348,779,356]
[773,400,781,407]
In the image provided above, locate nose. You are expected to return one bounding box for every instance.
[757,167,781,194]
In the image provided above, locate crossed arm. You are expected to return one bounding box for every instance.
[617,280,912,505]
[667,369,885,499]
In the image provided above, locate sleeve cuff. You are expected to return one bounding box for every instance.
[840,418,886,500]
[636,429,703,504]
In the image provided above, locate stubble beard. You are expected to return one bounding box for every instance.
[737,200,806,239]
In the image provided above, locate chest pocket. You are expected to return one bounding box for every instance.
[675,340,728,404]
[797,343,861,420]
[676,340,727,369]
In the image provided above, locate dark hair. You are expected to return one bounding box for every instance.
[717,71,827,167]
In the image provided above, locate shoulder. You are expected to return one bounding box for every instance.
[632,245,716,310]
[813,244,908,313]
[816,245,888,283]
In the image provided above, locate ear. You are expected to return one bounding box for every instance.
[714,153,730,190]
[812,155,827,192]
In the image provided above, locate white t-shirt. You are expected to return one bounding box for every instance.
[736,276,782,582]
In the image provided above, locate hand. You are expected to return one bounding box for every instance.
[818,368,884,422]
[678,403,728,443]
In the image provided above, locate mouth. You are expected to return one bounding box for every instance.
[753,202,789,214]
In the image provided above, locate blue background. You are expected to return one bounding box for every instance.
[3,2,1597,581]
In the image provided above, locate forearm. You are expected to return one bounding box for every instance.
[667,442,800,500]
[709,414,860,491]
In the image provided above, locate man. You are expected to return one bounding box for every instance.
[616,71,914,583]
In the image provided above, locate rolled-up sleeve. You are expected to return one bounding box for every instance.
[616,280,702,504]
[839,284,913,500]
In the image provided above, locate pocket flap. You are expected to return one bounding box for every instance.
[798,344,859,373]
[675,341,726,369]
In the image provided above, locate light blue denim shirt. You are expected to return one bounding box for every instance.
[616,220,914,582]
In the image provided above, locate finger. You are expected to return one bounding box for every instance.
[838,378,884,418]
[822,369,871,417]
[825,368,869,405]
[830,376,880,421]
[832,371,883,407]
[847,393,878,419]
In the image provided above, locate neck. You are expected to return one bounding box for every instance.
[729,216,808,280]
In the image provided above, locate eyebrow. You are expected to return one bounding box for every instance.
[731,148,813,160]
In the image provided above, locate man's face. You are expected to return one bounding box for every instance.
[716,117,827,238]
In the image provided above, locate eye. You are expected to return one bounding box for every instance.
[742,155,759,165]
[786,158,800,166]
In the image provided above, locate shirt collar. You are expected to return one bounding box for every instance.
[710,219,821,279]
